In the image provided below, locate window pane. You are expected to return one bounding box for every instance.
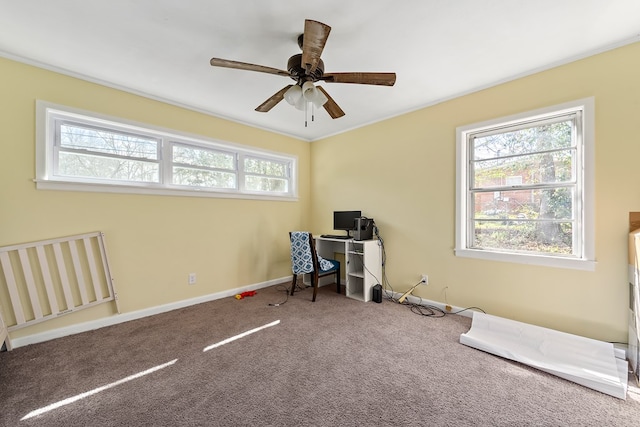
[245,176,288,192]
[473,149,574,188]
[59,152,159,182]
[455,99,593,267]
[469,116,577,257]
[473,188,573,221]
[60,124,158,160]
[172,167,236,188]
[41,103,296,199]
[472,220,573,255]
[244,157,287,177]
[473,120,573,161]
[173,145,235,170]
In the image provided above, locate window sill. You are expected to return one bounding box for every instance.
[454,248,596,271]
[34,179,298,202]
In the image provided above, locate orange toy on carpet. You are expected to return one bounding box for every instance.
[235,291,257,300]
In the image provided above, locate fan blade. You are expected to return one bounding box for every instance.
[321,72,396,86]
[210,58,291,78]
[301,20,331,75]
[255,85,293,112]
[316,86,345,119]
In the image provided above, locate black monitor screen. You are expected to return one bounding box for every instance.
[334,211,362,232]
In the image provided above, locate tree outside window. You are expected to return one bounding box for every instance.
[456,98,595,270]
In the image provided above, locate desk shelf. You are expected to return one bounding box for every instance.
[316,237,382,302]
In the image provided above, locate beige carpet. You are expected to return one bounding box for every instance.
[1,283,639,426]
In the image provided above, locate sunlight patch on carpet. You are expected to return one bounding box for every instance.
[21,359,178,420]
[203,320,280,352]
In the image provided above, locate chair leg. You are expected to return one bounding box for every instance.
[312,273,319,302]
[290,274,297,296]
[336,267,341,294]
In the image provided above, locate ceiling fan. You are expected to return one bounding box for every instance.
[209,19,396,121]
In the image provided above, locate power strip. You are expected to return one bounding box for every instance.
[386,290,475,318]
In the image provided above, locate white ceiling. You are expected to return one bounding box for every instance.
[2,1,639,141]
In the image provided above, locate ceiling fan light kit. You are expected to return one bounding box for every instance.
[209,19,396,126]
[301,81,328,108]
[284,84,302,106]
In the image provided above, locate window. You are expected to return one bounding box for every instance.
[56,121,161,184]
[36,101,297,200]
[455,98,595,270]
[242,156,290,193]
[171,143,236,189]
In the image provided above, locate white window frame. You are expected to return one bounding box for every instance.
[35,101,297,200]
[455,98,595,271]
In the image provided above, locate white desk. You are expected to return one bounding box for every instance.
[314,237,382,302]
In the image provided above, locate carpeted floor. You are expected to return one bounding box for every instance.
[1,283,639,426]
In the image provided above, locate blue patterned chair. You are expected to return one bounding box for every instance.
[289,231,341,302]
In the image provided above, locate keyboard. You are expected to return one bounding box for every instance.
[320,234,351,239]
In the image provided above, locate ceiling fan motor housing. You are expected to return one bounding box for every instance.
[287,53,324,83]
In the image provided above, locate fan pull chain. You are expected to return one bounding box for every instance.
[304,100,308,127]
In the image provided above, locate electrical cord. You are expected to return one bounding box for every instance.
[395,278,487,318]
[372,223,397,301]
[292,276,309,293]
[367,222,487,316]
[448,306,486,315]
[410,303,446,317]
[268,283,293,307]
[404,294,485,318]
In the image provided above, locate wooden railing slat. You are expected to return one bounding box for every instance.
[35,245,60,315]
[52,242,75,311]
[0,252,26,325]
[68,241,89,305]
[17,249,43,320]
[83,237,104,300]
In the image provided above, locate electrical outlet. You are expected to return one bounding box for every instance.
[188,273,197,285]
[421,274,428,285]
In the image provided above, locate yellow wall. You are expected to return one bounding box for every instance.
[3,42,639,344]
[0,57,310,339]
[311,42,640,342]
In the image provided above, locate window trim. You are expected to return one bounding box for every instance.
[35,101,298,201]
[455,98,595,271]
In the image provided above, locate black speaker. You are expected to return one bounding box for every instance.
[372,284,382,303]
[354,217,374,241]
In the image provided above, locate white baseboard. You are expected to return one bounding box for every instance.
[384,289,476,318]
[9,277,290,349]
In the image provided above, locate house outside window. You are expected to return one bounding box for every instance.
[36,101,297,200]
[455,98,595,270]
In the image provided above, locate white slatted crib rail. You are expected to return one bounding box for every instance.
[0,308,7,351]
[0,232,119,350]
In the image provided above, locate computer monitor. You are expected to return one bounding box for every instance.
[333,210,362,237]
